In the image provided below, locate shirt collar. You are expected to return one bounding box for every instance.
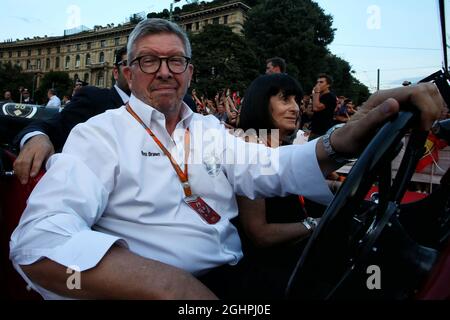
[127,94,194,130]
[114,84,130,104]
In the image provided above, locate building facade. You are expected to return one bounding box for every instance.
[176,1,250,34]
[0,1,250,91]
[0,23,134,90]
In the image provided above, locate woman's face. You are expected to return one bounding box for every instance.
[269,92,299,137]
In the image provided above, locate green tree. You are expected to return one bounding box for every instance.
[245,0,335,90]
[191,24,259,96]
[321,54,370,105]
[35,71,73,105]
[244,0,369,99]
[0,62,34,102]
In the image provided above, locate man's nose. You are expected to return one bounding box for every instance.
[156,59,172,79]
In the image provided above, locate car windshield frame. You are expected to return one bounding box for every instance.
[441,0,449,71]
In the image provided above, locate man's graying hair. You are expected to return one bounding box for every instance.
[127,18,192,62]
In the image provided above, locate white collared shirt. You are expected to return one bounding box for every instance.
[46,95,61,108]
[10,94,333,299]
[114,84,129,104]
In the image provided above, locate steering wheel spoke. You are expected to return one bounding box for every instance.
[286,112,433,300]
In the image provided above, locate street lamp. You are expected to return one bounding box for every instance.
[169,0,181,22]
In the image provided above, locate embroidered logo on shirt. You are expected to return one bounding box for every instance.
[141,150,161,157]
[203,154,222,177]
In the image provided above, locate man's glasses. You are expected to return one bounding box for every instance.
[130,55,191,74]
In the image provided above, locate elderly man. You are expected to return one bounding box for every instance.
[10,19,444,299]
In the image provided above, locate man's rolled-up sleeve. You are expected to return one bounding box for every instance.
[9,153,127,272]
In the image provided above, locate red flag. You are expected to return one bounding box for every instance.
[416,133,448,172]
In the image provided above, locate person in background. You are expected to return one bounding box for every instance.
[72,79,88,97]
[46,89,61,109]
[265,57,287,75]
[309,74,337,141]
[22,88,34,104]
[2,90,13,103]
[60,95,71,111]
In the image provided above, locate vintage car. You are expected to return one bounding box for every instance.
[0,1,449,300]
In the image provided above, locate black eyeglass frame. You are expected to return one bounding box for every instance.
[130,55,191,74]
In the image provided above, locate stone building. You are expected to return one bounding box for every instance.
[0,1,250,91]
[176,1,250,34]
[0,23,133,90]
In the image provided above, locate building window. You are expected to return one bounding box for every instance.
[186,23,192,32]
[8,51,12,58]
[36,59,41,70]
[213,17,220,25]
[27,60,31,70]
[46,58,50,70]
[85,53,91,65]
[87,42,91,50]
[77,43,81,51]
[0,52,3,58]
[195,22,200,30]
[65,56,70,69]
[47,48,51,54]
[57,46,60,53]
[74,74,79,82]
[114,37,120,46]
[97,72,105,87]
[101,40,106,48]
[99,52,105,63]
[16,61,21,67]
[55,57,60,69]
[17,51,21,57]
[223,15,228,24]
[28,50,31,56]
[84,73,90,83]
[75,55,81,68]
[67,45,71,53]
[38,49,41,55]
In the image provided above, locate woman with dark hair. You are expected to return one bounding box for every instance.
[235,74,321,297]
[239,74,303,145]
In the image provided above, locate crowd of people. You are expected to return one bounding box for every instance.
[186,58,361,144]
[4,18,446,300]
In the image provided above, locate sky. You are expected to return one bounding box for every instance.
[0,0,444,92]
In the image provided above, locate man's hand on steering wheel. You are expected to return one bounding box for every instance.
[334,83,444,157]
[13,135,55,185]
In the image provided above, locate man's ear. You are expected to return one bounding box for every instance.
[112,66,119,81]
[123,66,133,87]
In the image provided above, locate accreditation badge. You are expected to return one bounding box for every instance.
[184,196,221,225]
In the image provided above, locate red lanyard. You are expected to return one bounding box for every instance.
[126,103,193,197]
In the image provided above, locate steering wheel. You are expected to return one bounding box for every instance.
[286,111,437,299]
